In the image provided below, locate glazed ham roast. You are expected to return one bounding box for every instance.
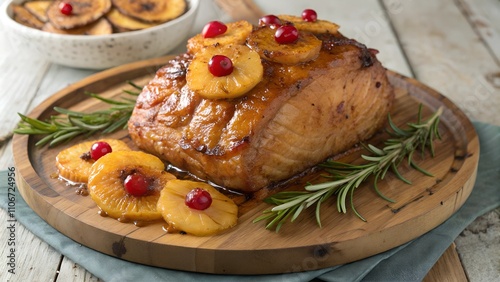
[128,16,394,193]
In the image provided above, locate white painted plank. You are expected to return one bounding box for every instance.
[57,257,102,282]
[0,64,95,170]
[0,140,14,169]
[0,25,50,136]
[0,209,61,281]
[383,0,500,125]
[29,64,96,108]
[458,0,500,63]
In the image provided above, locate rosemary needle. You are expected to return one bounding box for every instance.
[13,81,142,147]
[254,105,443,232]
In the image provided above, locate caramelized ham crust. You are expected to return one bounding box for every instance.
[128,32,394,192]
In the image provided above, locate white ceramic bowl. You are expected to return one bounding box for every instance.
[0,0,199,69]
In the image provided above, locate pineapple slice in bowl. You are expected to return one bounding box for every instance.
[157,179,238,236]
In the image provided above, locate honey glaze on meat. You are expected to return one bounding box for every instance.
[128,31,394,193]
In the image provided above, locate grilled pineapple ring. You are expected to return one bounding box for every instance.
[112,0,186,23]
[43,18,113,35]
[106,8,159,31]
[24,0,51,23]
[186,44,264,99]
[157,180,238,236]
[246,26,322,65]
[187,20,253,54]
[88,151,176,221]
[12,4,44,29]
[47,0,112,30]
[56,139,131,183]
[278,15,340,34]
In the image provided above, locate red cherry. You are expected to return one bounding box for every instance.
[202,21,227,38]
[59,2,73,16]
[274,25,299,44]
[302,9,317,22]
[259,15,282,28]
[208,55,233,77]
[124,173,150,197]
[90,141,112,161]
[185,188,213,210]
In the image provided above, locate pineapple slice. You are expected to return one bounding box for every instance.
[12,4,45,29]
[112,0,186,23]
[157,180,238,236]
[186,44,263,99]
[88,151,176,222]
[246,26,322,65]
[24,0,51,23]
[106,8,159,32]
[278,15,340,34]
[43,18,113,35]
[187,20,253,54]
[47,0,112,30]
[56,139,131,183]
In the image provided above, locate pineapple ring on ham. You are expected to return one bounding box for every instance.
[157,179,238,236]
[278,14,340,34]
[186,44,263,99]
[246,25,322,65]
[187,20,253,54]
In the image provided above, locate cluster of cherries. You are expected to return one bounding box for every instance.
[203,9,318,77]
[88,141,212,210]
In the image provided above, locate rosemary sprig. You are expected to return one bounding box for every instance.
[13,81,142,147]
[254,105,443,232]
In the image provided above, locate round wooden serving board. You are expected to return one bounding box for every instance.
[13,56,479,275]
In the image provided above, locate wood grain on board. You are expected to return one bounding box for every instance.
[12,56,479,274]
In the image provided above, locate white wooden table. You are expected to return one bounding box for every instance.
[1,0,498,281]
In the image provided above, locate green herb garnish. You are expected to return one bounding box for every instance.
[13,81,142,147]
[254,105,443,232]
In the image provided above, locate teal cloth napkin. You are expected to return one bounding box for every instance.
[2,121,499,282]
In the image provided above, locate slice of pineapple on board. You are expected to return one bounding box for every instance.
[157,180,238,236]
[56,139,131,183]
[88,151,175,222]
